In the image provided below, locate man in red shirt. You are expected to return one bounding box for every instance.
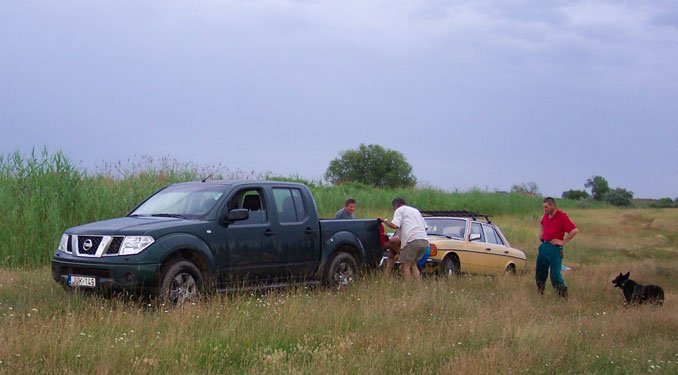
[537,197,579,297]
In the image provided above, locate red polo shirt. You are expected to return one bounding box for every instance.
[541,210,576,241]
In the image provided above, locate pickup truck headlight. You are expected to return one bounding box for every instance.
[57,234,69,253]
[119,236,155,255]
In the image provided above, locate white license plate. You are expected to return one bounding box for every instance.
[68,275,96,288]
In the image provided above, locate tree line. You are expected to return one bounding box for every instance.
[562,175,676,207]
[325,145,675,208]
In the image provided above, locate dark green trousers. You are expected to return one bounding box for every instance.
[535,242,565,289]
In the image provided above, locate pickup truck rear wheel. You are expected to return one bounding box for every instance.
[325,252,358,289]
[158,260,202,306]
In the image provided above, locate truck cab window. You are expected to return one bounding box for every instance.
[228,189,267,224]
[273,188,306,223]
[291,188,307,221]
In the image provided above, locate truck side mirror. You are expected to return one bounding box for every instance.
[220,208,249,226]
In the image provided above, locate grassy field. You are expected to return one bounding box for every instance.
[1,150,676,373]
[1,208,676,374]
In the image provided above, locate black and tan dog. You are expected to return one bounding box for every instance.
[612,272,664,306]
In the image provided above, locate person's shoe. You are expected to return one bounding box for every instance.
[537,282,545,295]
[557,286,568,299]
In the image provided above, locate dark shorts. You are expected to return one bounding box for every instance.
[400,239,428,264]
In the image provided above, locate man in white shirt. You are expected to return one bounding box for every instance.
[379,198,428,280]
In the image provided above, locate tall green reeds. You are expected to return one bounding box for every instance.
[1,149,585,268]
[0,149,209,268]
[1,148,81,267]
[310,184,560,219]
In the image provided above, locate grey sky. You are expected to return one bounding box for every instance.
[1,1,676,198]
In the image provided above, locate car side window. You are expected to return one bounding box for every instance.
[273,188,306,223]
[228,188,267,225]
[490,226,505,245]
[482,224,501,245]
[470,222,484,242]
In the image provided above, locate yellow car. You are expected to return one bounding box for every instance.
[421,211,526,276]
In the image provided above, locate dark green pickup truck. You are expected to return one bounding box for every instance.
[52,180,385,304]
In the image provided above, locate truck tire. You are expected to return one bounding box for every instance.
[325,252,358,289]
[158,259,203,306]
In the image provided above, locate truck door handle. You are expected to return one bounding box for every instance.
[485,248,491,251]
[504,250,509,254]
[305,227,315,235]
[264,229,276,236]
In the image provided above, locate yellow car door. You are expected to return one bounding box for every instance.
[464,222,496,274]
[480,223,513,272]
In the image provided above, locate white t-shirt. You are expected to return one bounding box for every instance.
[391,205,428,249]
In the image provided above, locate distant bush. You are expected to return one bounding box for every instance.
[604,188,634,207]
[561,189,590,200]
[650,197,675,208]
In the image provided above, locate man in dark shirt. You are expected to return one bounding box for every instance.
[537,197,579,297]
[334,198,357,219]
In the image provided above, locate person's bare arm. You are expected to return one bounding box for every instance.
[378,217,399,230]
[550,228,579,246]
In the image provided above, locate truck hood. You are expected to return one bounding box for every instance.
[65,216,202,236]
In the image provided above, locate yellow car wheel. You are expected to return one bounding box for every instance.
[440,255,460,277]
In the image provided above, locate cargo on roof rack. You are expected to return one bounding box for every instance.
[419,210,492,223]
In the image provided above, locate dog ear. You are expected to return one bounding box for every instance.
[624,271,630,277]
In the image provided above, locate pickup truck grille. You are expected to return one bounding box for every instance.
[106,237,124,255]
[77,236,103,255]
[66,235,125,256]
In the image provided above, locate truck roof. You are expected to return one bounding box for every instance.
[170,179,308,188]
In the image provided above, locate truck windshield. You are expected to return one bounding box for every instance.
[130,184,225,218]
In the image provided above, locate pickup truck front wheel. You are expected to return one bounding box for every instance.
[325,252,358,290]
[158,260,202,306]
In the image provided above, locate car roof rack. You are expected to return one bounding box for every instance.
[420,210,492,224]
